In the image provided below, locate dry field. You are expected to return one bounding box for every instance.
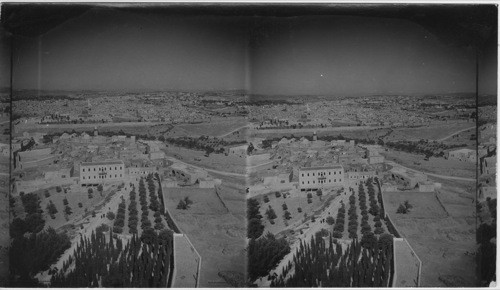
[173,117,247,137]
[164,184,246,287]
[164,146,246,174]
[389,122,474,141]
[383,191,448,219]
[381,149,475,179]
[248,126,388,139]
[383,181,476,287]
[440,129,476,148]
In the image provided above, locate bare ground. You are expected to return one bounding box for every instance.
[164,182,246,287]
[384,178,476,287]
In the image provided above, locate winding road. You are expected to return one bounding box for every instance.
[436,126,476,142]
[385,161,475,182]
[163,154,475,182]
[217,125,249,138]
[164,155,246,177]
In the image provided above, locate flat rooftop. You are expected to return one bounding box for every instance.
[299,165,343,171]
[81,160,124,166]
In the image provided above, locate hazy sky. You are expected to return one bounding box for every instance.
[250,16,491,95]
[9,7,497,96]
[13,9,248,92]
[0,30,10,90]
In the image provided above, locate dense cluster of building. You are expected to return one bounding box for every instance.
[13,91,249,127]
[249,95,475,130]
[11,127,224,195]
[249,132,389,193]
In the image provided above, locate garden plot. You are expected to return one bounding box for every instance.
[383,191,448,219]
[163,187,228,215]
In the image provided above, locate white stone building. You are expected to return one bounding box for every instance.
[80,160,125,185]
[299,165,344,191]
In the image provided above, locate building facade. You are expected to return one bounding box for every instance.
[80,160,125,185]
[447,148,476,163]
[299,165,344,191]
[128,166,156,176]
[346,170,375,186]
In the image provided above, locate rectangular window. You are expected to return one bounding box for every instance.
[302,173,304,177]
[83,168,85,172]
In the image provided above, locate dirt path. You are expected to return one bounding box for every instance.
[164,156,246,177]
[247,161,274,171]
[217,125,249,138]
[249,125,390,136]
[385,161,475,182]
[436,126,475,141]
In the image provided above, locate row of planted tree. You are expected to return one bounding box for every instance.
[270,233,394,287]
[51,174,174,287]
[332,178,385,239]
[49,174,174,287]
[264,178,393,286]
[51,229,173,287]
[111,175,166,236]
[247,198,291,283]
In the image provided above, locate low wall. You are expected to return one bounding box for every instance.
[172,233,202,287]
[379,180,421,287]
[385,214,402,238]
[392,238,422,287]
[14,177,77,195]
